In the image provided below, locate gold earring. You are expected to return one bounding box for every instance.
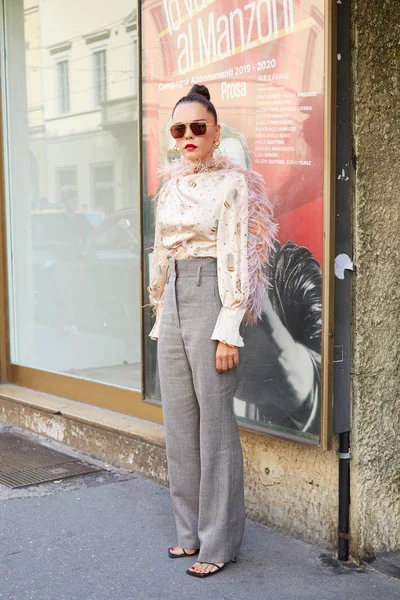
[214,141,220,149]
[174,144,179,152]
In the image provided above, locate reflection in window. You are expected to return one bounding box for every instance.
[57,167,77,204]
[57,60,69,113]
[92,163,114,214]
[2,0,140,390]
[85,211,139,251]
[132,40,138,96]
[93,49,107,106]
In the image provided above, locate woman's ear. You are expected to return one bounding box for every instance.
[215,123,221,142]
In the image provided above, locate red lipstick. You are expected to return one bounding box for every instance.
[184,144,197,150]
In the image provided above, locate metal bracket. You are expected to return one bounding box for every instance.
[337,450,352,460]
[334,254,354,279]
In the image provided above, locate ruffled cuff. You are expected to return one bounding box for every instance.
[210,306,246,347]
[149,306,163,340]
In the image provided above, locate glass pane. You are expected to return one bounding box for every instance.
[141,0,325,442]
[1,0,140,390]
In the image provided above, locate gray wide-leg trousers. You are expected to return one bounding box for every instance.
[157,257,245,564]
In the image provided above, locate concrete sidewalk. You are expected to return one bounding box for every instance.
[0,428,399,600]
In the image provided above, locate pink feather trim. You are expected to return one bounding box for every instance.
[157,154,278,326]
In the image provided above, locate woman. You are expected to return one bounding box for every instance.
[148,84,276,578]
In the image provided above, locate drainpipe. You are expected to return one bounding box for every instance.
[334,0,352,562]
[337,432,351,560]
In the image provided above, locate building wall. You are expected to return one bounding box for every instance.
[242,431,338,548]
[350,0,400,558]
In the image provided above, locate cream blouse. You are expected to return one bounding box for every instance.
[148,170,250,347]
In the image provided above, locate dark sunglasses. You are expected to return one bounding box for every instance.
[170,120,216,139]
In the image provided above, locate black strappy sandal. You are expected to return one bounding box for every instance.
[186,558,236,578]
[168,546,199,559]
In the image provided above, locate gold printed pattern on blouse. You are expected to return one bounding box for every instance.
[236,221,241,236]
[210,219,218,233]
[224,198,231,208]
[226,252,235,272]
[162,237,183,250]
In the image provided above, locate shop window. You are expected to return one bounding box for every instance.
[1,0,142,403]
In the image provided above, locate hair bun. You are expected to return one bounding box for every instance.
[187,84,211,101]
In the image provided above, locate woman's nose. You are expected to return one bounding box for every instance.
[185,127,194,139]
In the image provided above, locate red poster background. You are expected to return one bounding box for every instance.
[142,0,324,264]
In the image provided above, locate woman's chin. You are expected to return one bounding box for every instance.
[183,150,202,161]
[183,149,212,162]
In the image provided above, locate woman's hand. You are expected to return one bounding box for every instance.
[216,342,239,373]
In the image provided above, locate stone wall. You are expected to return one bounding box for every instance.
[350,0,400,558]
[242,431,338,548]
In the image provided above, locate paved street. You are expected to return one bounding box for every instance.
[1,428,399,600]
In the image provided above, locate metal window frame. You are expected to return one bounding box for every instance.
[319,0,337,449]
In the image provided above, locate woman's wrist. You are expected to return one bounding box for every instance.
[211,307,246,348]
[219,340,237,348]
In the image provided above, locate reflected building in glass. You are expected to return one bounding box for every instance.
[6,0,140,388]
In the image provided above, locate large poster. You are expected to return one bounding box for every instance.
[142,0,326,441]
